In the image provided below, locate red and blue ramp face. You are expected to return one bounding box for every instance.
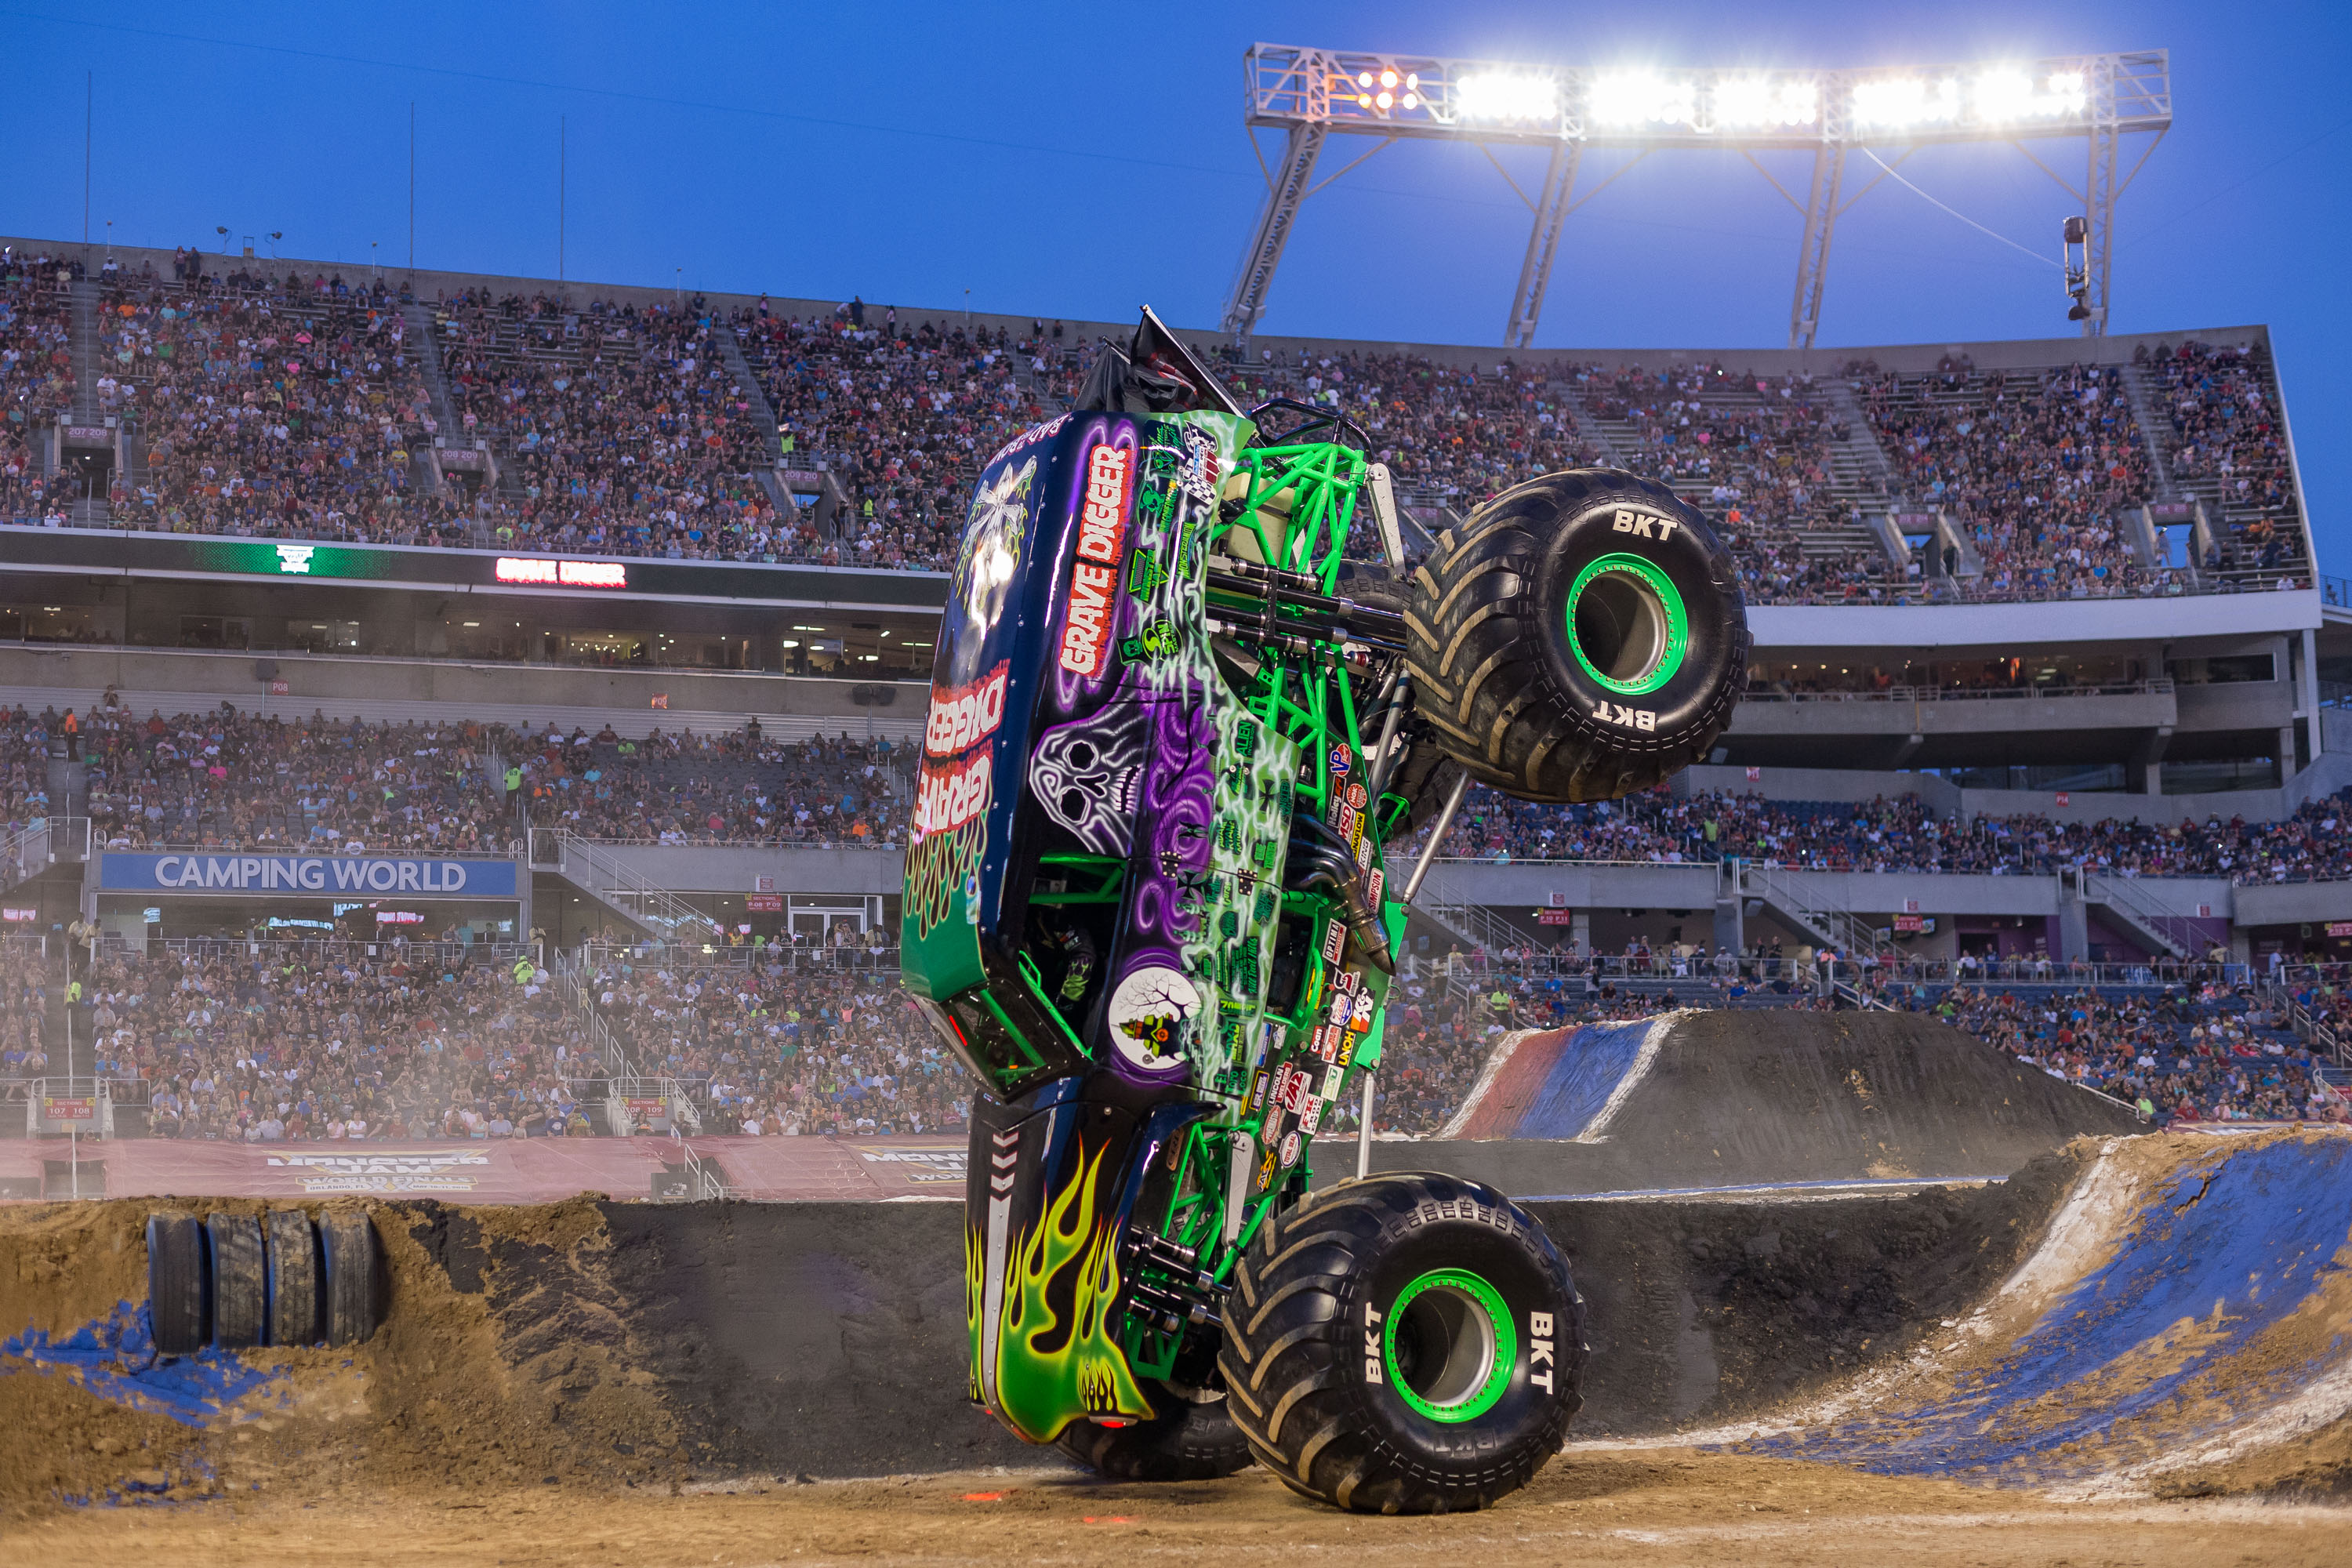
[1441,1018,1670,1142]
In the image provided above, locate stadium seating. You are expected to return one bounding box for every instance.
[2,923,2336,1137]
[1428,783,2352,885]
[2,253,2314,611]
[0,257,78,521]
[98,268,446,542]
[68,942,601,1142]
[2,697,908,852]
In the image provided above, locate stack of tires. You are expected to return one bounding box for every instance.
[145,1208,383,1356]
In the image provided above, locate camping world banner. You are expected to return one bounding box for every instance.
[98,853,520,899]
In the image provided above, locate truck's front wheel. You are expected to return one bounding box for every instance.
[1217,1172,1585,1513]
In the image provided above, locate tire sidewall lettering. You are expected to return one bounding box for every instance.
[1533,486,1744,746]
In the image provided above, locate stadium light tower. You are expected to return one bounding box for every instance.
[1222,44,2171,349]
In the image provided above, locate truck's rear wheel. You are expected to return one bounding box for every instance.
[1216,1171,1586,1514]
[1406,469,1747,803]
[1054,1377,1256,1481]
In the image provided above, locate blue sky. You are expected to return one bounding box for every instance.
[3,1,2345,564]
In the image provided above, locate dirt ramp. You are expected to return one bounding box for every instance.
[1380,1009,2143,1196]
[1711,1127,2352,1497]
[1528,1144,2089,1436]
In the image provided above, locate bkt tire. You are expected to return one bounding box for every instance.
[1054,1378,1257,1481]
[146,1211,209,1356]
[1215,1171,1587,1514]
[1406,469,1748,802]
[205,1212,267,1350]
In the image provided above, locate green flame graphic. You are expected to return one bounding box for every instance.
[967,1139,1153,1443]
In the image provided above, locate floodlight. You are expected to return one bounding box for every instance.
[1231,42,2170,347]
[1456,71,1560,123]
[1851,74,1962,128]
[1592,71,1694,128]
[1715,76,1818,129]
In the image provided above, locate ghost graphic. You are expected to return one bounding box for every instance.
[1028,701,1149,856]
[945,456,1034,685]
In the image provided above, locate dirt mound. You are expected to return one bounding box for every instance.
[1382,1008,2144,1196]
[1,1194,1029,1517]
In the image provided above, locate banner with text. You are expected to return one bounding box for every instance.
[99,853,520,899]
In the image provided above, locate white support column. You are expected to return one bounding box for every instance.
[2302,626,2324,761]
[1788,142,1846,350]
[1221,123,1327,339]
[1504,139,1581,350]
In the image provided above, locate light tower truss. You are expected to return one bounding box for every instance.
[1221,44,2171,349]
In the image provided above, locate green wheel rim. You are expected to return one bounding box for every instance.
[1381,1268,1517,1423]
[1565,551,1689,697]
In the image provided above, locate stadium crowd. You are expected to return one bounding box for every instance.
[1,692,2343,885]
[1,255,78,521]
[56,942,601,1142]
[1425,782,2352,887]
[0,249,2307,609]
[1857,357,2158,601]
[0,697,908,852]
[2,928,2342,1139]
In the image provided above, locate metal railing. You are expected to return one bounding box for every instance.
[2263,976,2347,1069]
[601,1075,700,1135]
[575,937,900,972]
[550,946,643,1083]
[1743,677,2175,704]
[2082,869,2207,960]
[543,830,722,942]
[155,936,530,967]
[675,1137,730,1200]
[1398,949,2250,990]
[1742,862,1888,956]
[1408,860,1536,959]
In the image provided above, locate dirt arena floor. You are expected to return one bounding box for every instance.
[7,1449,2347,1566]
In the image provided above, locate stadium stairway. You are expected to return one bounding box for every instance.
[2120,360,2183,504]
[1823,378,1900,508]
[401,299,466,500]
[715,325,800,524]
[1568,401,1628,467]
[535,828,720,944]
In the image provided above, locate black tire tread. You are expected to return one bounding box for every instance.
[145,1211,209,1357]
[1052,1382,1256,1482]
[320,1210,383,1347]
[264,1208,321,1347]
[1407,470,1748,802]
[205,1212,266,1350]
[1214,1172,1588,1515]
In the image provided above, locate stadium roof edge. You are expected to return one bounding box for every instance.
[5,232,2274,376]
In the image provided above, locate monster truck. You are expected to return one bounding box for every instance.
[902,310,1748,1513]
